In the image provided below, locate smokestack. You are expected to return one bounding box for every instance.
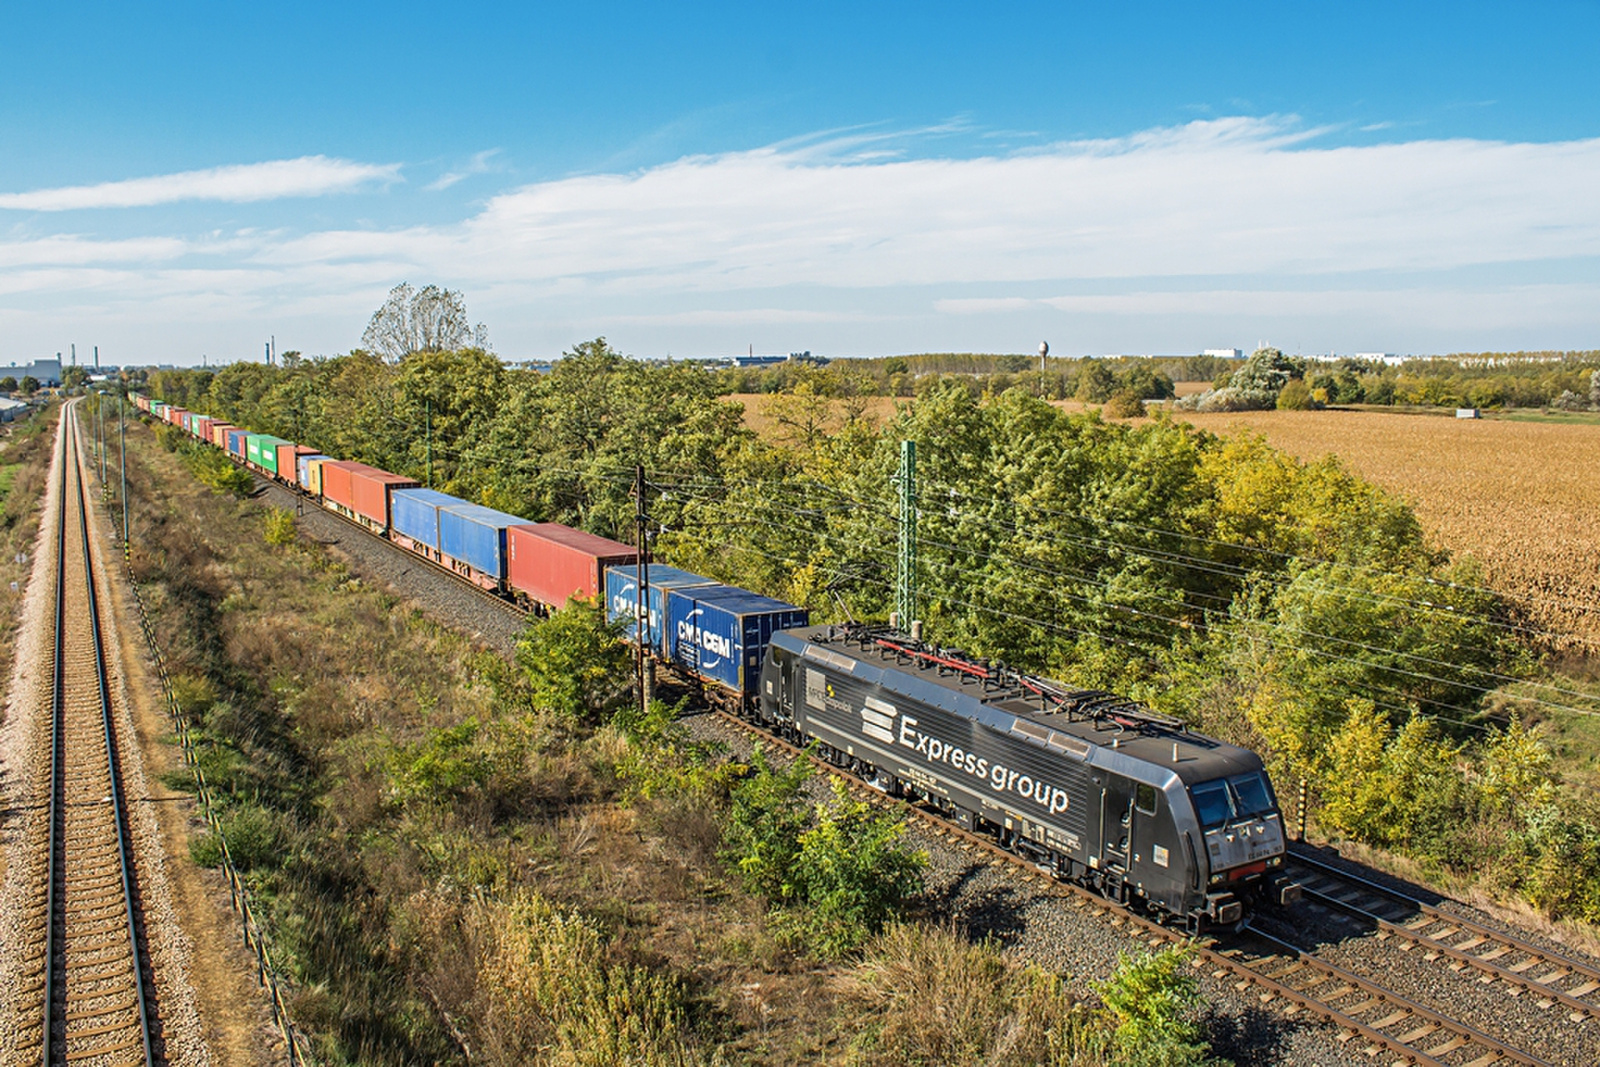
[71,343,76,366]
[94,345,99,370]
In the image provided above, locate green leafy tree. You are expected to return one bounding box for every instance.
[18,375,38,396]
[1075,361,1117,403]
[0,376,15,392]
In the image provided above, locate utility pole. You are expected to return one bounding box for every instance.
[120,393,129,554]
[895,439,918,630]
[425,398,433,488]
[634,465,653,715]
[99,394,107,491]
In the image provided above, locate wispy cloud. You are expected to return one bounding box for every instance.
[4,117,1600,358]
[427,149,503,191]
[0,156,401,211]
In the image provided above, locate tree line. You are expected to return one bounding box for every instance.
[142,340,1600,924]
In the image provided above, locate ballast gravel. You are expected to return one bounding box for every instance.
[256,472,1599,1067]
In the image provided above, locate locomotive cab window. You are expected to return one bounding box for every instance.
[1190,780,1233,829]
[1135,783,1158,815]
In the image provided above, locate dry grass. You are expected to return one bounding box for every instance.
[1171,408,1600,650]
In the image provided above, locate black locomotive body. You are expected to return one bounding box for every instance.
[757,624,1300,929]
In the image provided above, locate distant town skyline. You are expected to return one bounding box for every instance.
[2,2,1598,363]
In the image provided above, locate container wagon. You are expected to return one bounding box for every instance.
[664,583,808,704]
[605,564,715,655]
[277,444,321,488]
[319,461,419,533]
[506,523,637,613]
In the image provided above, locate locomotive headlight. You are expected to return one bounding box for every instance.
[1267,856,1282,867]
[1209,873,1223,884]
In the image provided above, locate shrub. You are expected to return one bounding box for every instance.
[844,922,1103,1066]
[263,507,297,546]
[1104,390,1148,419]
[1175,387,1278,413]
[1275,379,1318,410]
[1094,946,1215,1067]
[722,750,925,958]
[514,602,632,727]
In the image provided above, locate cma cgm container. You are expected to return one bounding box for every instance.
[388,488,462,553]
[665,584,808,698]
[606,564,715,655]
[226,429,248,458]
[439,504,529,586]
[506,523,637,612]
[320,461,418,530]
[277,444,320,486]
[246,435,291,473]
[296,453,330,491]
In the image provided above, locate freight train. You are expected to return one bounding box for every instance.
[131,392,1299,929]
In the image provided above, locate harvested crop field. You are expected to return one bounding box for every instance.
[1175,408,1600,651]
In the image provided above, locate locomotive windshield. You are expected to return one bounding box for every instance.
[1190,773,1277,829]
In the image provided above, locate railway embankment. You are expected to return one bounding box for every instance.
[107,403,1294,1064]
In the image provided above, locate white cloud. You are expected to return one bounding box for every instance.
[4,117,1600,358]
[427,149,503,191]
[0,156,401,211]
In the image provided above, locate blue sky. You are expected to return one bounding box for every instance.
[2,2,1598,364]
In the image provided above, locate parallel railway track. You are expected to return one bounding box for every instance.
[1288,847,1600,1022]
[17,402,157,1065]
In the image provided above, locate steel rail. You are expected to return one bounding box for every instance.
[199,430,1560,1067]
[1288,847,1600,1022]
[711,708,1555,1067]
[42,404,156,1066]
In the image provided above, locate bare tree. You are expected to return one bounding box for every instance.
[361,282,490,363]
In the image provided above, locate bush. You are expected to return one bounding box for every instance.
[1104,390,1148,419]
[1275,379,1318,410]
[1095,946,1215,1067]
[263,507,297,546]
[1175,387,1278,412]
[722,750,925,958]
[514,602,633,727]
[472,892,714,1067]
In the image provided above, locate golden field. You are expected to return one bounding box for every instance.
[730,392,1600,650]
[1175,408,1600,651]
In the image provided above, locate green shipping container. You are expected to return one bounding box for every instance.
[246,434,291,473]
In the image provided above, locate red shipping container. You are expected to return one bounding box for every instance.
[276,444,320,483]
[320,461,417,525]
[167,407,187,426]
[506,523,638,609]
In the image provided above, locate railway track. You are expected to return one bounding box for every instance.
[15,402,157,1064]
[1288,847,1600,1023]
[242,458,1580,1066]
[713,711,1561,1067]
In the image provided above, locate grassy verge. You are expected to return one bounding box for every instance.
[123,416,1222,1066]
[0,403,60,697]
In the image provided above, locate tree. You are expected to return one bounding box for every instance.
[1589,369,1600,409]
[1076,361,1117,403]
[361,282,490,364]
[61,366,90,389]
[18,375,38,396]
[0,376,15,392]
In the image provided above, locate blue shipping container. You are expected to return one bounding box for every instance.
[296,453,330,490]
[438,504,528,580]
[665,584,809,696]
[226,429,248,456]
[389,488,464,551]
[605,564,716,655]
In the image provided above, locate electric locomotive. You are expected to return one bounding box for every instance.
[757,623,1300,930]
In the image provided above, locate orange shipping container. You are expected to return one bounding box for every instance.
[319,461,417,525]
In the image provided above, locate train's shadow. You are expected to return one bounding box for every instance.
[920,858,1032,945]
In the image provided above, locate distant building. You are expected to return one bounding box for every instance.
[1203,348,1243,360]
[0,358,62,386]
[1355,353,1406,366]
